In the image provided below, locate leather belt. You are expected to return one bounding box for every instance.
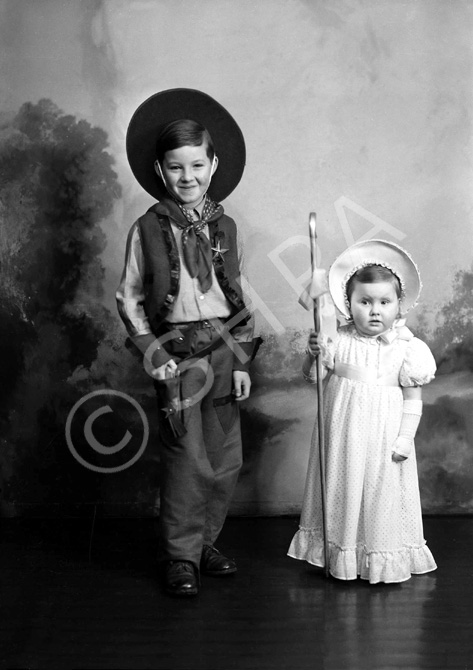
[166,318,228,331]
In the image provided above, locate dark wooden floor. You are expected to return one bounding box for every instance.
[0,516,472,670]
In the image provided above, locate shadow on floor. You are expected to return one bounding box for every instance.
[0,516,472,669]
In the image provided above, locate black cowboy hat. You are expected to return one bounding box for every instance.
[126,88,246,202]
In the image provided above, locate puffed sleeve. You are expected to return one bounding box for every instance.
[399,337,437,387]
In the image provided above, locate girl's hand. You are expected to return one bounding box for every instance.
[391,435,412,461]
[307,331,321,357]
[392,451,407,463]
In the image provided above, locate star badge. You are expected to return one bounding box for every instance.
[161,405,175,418]
[211,240,229,262]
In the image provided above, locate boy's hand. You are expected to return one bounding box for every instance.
[307,331,321,357]
[233,371,251,401]
[152,359,178,380]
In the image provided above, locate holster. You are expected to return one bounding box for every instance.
[154,321,261,437]
[154,376,186,438]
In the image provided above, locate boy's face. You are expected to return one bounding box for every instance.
[155,143,218,208]
[349,280,400,337]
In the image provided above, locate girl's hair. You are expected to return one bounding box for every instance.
[156,119,215,163]
[346,264,402,303]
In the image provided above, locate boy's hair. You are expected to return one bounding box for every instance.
[346,264,402,302]
[156,119,215,163]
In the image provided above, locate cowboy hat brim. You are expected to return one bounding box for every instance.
[126,88,246,202]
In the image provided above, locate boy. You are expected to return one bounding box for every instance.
[117,89,257,597]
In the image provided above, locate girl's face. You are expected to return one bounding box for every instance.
[349,280,400,337]
[156,143,217,209]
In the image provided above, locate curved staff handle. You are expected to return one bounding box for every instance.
[308,212,330,578]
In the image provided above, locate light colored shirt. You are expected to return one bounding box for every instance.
[116,221,232,337]
[116,201,253,347]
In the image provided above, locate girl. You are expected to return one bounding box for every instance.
[288,239,437,583]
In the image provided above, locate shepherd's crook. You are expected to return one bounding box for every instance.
[308,212,330,578]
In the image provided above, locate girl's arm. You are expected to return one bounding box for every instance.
[392,385,423,462]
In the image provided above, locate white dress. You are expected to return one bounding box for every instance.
[288,323,437,583]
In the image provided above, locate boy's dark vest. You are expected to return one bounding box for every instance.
[137,200,249,335]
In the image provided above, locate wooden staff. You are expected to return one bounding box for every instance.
[308,212,330,577]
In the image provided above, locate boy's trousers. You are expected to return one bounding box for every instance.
[155,321,243,570]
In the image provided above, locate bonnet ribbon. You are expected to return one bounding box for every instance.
[378,318,414,344]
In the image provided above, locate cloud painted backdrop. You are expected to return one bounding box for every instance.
[0,0,472,516]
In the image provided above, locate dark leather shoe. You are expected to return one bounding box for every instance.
[164,561,199,597]
[201,545,237,576]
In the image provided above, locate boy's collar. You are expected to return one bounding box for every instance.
[151,197,224,224]
[186,196,206,219]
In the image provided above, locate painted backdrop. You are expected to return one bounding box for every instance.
[1,0,472,516]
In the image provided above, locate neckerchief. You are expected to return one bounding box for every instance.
[174,197,220,293]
